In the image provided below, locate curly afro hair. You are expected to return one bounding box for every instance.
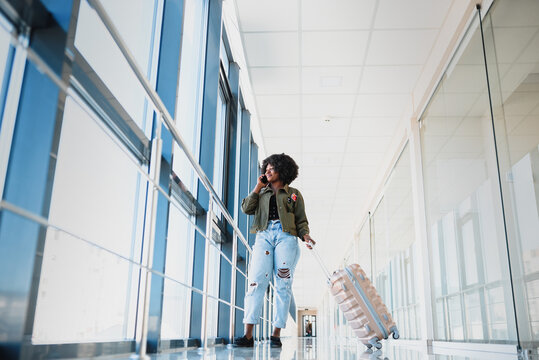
[261,153,299,185]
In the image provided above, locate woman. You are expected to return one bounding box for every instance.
[234,153,315,348]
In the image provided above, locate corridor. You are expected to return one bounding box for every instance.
[0,0,538,359]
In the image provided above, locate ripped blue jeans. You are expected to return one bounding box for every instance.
[243,220,301,329]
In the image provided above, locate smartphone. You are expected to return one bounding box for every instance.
[261,174,268,184]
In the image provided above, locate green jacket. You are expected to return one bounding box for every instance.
[241,184,310,239]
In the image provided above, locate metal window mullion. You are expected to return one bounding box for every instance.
[137,115,163,359]
[227,68,242,344]
[228,231,238,344]
[200,196,213,350]
[455,214,469,341]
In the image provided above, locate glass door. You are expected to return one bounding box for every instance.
[302,315,317,337]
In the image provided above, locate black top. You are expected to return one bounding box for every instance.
[268,194,279,220]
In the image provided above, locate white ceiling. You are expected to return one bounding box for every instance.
[231,0,469,310]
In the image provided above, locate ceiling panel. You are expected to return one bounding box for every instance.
[441,136,484,154]
[444,65,487,93]
[454,31,484,65]
[243,32,299,67]
[504,115,526,133]
[302,66,362,94]
[236,0,299,32]
[503,92,539,116]
[301,0,377,30]
[260,118,301,137]
[374,0,452,29]
[492,27,537,64]
[500,63,536,95]
[264,137,301,155]
[301,177,339,192]
[360,65,422,93]
[303,136,347,153]
[454,117,484,136]
[354,94,410,117]
[421,116,462,135]
[302,31,369,66]
[302,94,356,118]
[464,94,489,117]
[511,114,539,136]
[341,166,378,179]
[342,152,385,166]
[423,93,479,117]
[300,191,335,206]
[366,29,438,65]
[302,117,351,137]
[250,67,300,94]
[349,117,400,136]
[334,186,371,201]
[300,153,344,167]
[345,136,392,153]
[519,32,539,63]
[302,166,342,180]
[507,135,539,161]
[256,95,301,118]
[490,0,539,27]
[337,174,375,190]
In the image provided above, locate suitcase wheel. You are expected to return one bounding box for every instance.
[368,337,382,349]
[390,326,400,339]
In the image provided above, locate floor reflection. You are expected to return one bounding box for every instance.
[147,337,524,360]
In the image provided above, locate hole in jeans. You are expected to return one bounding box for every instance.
[277,268,290,279]
[246,282,258,295]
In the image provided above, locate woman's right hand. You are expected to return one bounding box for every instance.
[254,174,267,193]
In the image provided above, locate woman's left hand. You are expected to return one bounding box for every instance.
[303,234,316,249]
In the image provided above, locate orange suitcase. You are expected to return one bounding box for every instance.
[310,247,399,350]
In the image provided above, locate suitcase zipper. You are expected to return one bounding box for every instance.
[344,267,389,339]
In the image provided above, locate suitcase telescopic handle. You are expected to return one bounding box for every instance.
[308,243,332,283]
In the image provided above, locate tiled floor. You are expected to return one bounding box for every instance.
[143,337,529,360]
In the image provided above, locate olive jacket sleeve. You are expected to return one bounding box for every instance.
[241,191,259,215]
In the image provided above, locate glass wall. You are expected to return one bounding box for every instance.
[372,144,421,340]
[418,0,539,345]
[481,0,539,347]
[32,97,148,343]
[420,10,518,343]
[0,0,261,357]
